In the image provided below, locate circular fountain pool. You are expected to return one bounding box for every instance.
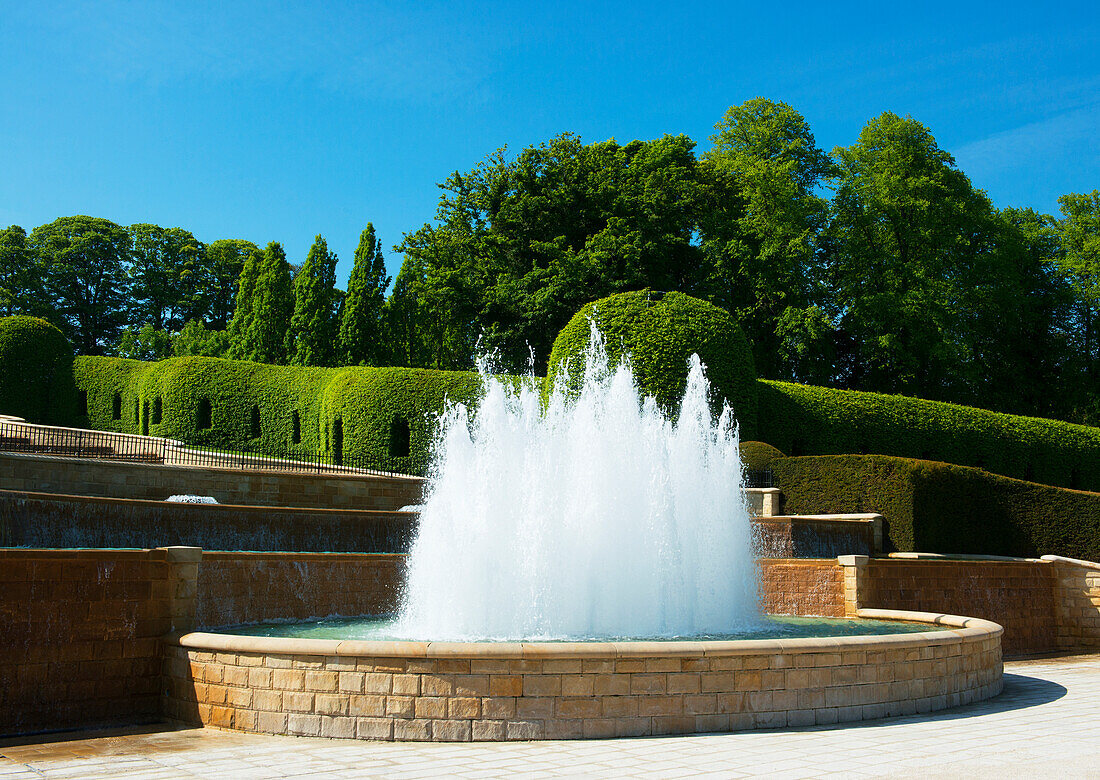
[164,608,1003,741]
[208,614,943,642]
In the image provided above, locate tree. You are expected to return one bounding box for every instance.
[173,319,230,358]
[288,235,339,366]
[967,207,1071,417]
[337,224,390,365]
[29,216,132,354]
[1057,190,1100,420]
[392,133,711,371]
[128,224,203,331]
[824,113,999,401]
[117,323,174,361]
[201,239,258,328]
[702,98,834,379]
[0,225,38,316]
[226,247,263,360]
[236,241,293,364]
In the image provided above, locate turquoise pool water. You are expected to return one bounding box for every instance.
[209,614,939,642]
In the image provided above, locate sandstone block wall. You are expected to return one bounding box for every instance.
[196,553,405,629]
[0,548,170,735]
[0,452,422,510]
[0,489,414,553]
[1044,555,1100,650]
[758,559,845,617]
[163,627,1003,741]
[856,558,1058,655]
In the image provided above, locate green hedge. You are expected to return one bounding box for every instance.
[72,355,485,475]
[759,380,1100,491]
[739,441,786,471]
[773,454,1100,560]
[321,367,482,474]
[0,316,78,424]
[546,290,758,436]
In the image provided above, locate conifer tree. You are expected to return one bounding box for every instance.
[287,235,338,366]
[339,223,391,365]
[226,247,263,360]
[233,242,293,364]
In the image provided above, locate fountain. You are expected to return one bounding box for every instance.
[164,327,1004,740]
[399,327,757,641]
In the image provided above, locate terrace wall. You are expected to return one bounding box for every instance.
[0,452,422,511]
[195,552,405,629]
[0,489,414,553]
[0,548,171,736]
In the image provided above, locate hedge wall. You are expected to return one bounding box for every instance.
[72,355,485,475]
[0,316,78,424]
[773,454,1100,560]
[758,380,1100,492]
[546,290,758,437]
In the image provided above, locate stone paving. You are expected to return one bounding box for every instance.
[2,655,1098,779]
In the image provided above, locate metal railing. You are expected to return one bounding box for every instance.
[743,467,776,489]
[0,420,419,479]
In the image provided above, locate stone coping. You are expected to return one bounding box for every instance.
[0,487,418,517]
[168,610,1003,660]
[757,513,880,523]
[885,552,1046,563]
[0,450,424,484]
[1041,554,1100,571]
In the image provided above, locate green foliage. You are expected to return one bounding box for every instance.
[203,239,257,329]
[321,366,482,473]
[546,290,758,434]
[71,352,485,474]
[739,441,785,470]
[394,133,713,372]
[702,98,834,380]
[0,226,37,317]
[339,224,390,366]
[226,247,262,359]
[758,380,1100,491]
[172,319,230,358]
[0,316,78,423]
[127,223,203,331]
[288,235,339,366]
[117,324,174,361]
[28,216,133,354]
[824,113,1000,400]
[773,454,1100,560]
[1057,190,1100,421]
[228,242,293,364]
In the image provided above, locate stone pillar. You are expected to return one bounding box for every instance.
[760,488,780,518]
[869,515,884,554]
[161,546,202,633]
[838,554,869,617]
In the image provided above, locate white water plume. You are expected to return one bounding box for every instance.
[396,325,758,640]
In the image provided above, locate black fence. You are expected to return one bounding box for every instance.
[743,467,776,489]
[0,421,418,479]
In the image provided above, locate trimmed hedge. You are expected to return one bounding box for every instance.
[72,355,485,475]
[759,380,1100,492]
[773,454,1100,560]
[546,290,758,436]
[739,441,786,471]
[0,316,78,424]
[320,366,482,474]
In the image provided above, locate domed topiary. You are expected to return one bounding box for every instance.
[0,315,78,423]
[739,440,786,470]
[545,290,758,436]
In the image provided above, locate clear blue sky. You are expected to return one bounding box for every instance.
[2,1,1098,287]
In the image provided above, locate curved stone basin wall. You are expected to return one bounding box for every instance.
[164,610,1003,741]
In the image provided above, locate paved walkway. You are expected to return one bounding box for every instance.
[2,655,1098,779]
